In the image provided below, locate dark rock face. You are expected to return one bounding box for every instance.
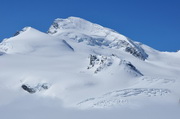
[47,22,59,34]
[41,84,49,89]
[89,55,98,67]
[125,46,148,61]
[87,54,143,76]
[21,83,49,94]
[21,84,36,94]
[13,28,27,36]
[14,31,21,36]
[88,54,113,73]
[13,29,25,36]
[125,62,143,76]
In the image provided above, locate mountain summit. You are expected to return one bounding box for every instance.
[48,17,148,60]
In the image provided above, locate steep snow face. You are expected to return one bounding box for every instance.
[48,17,148,60]
[0,27,73,55]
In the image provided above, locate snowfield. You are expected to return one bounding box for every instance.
[0,17,180,119]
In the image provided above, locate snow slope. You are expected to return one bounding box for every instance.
[0,27,73,55]
[0,17,180,119]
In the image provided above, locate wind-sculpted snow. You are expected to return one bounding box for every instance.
[141,76,176,84]
[78,88,171,108]
[48,17,148,60]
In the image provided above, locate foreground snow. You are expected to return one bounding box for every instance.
[0,17,180,118]
[1,95,180,119]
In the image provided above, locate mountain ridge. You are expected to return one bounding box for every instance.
[0,17,148,60]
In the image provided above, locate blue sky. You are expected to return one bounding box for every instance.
[0,0,179,51]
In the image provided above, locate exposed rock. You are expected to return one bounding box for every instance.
[21,84,36,94]
[120,60,143,76]
[14,31,21,36]
[125,46,148,60]
[13,27,31,36]
[88,54,113,73]
[87,54,143,76]
[21,83,49,94]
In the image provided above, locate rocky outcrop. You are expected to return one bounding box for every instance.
[87,54,143,76]
[21,83,49,94]
[87,54,113,73]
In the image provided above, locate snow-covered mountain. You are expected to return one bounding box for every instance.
[0,17,180,119]
[47,17,148,60]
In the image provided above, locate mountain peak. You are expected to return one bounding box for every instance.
[13,27,42,37]
[62,16,88,22]
[48,16,103,35]
[14,27,32,36]
[47,17,128,42]
[47,17,148,60]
